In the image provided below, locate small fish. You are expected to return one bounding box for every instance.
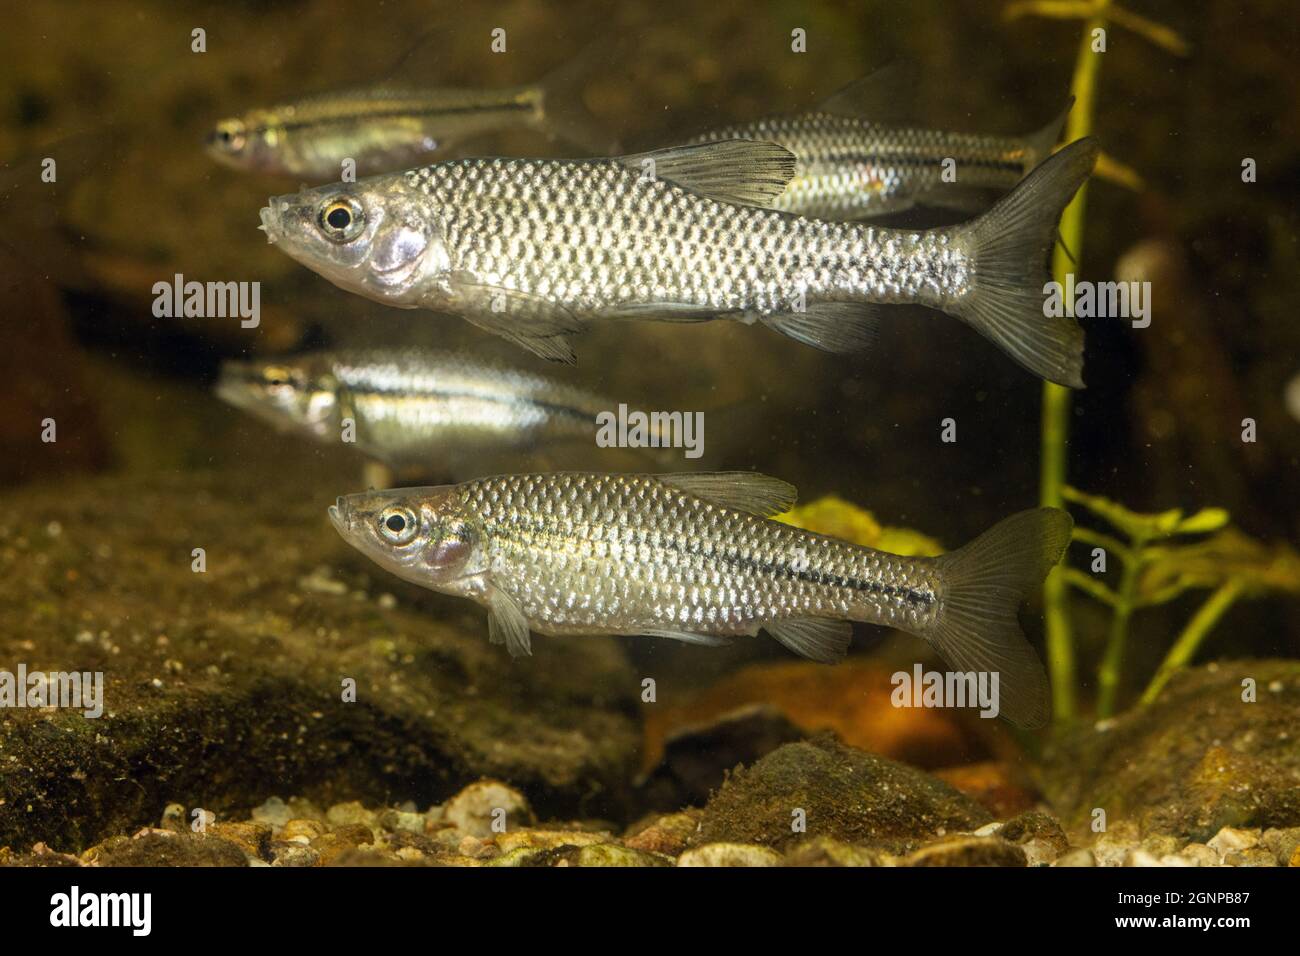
[688,78,1073,220]
[215,348,651,473]
[206,51,612,180]
[259,137,1098,387]
[328,472,1072,727]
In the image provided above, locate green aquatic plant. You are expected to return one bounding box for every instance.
[1059,487,1300,717]
[1002,0,1189,724]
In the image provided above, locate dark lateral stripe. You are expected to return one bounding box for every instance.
[266,98,534,135]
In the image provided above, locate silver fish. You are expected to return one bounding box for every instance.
[215,348,651,472]
[688,88,1073,220]
[259,137,1098,387]
[328,472,1072,727]
[207,53,612,180]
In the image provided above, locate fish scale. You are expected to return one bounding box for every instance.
[266,138,1098,386]
[408,158,966,314]
[462,473,939,635]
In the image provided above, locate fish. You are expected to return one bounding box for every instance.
[206,49,613,180]
[215,347,661,474]
[327,471,1072,727]
[259,136,1099,387]
[687,78,1073,220]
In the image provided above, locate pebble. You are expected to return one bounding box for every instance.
[677,843,782,867]
[444,780,534,838]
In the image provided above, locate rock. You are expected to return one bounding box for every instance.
[493,829,612,854]
[677,843,783,867]
[636,704,805,811]
[783,836,893,867]
[623,810,702,856]
[690,734,991,853]
[1260,827,1300,866]
[443,780,535,838]
[1054,849,1096,867]
[901,835,1027,867]
[641,661,988,777]
[570,844,673,867]
[1223,848,1277,867]
[1206,826,1259,855]
[206,822,272,863]
[325,801,379,831]
[998,811,1071,866]
[0,467,640,852]
[1178,843,1222,867]
[89,831,249,867]
[251,797,293,830]
[1041,661,1300,842]
[281,819,327,844]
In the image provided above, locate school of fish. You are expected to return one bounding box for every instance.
[212,43,1102,727]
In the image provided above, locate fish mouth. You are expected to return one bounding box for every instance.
[327,500,348,535]
[258,202,281,244]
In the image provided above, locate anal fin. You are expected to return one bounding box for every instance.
[765,618,852,664]
[760,302,881,353]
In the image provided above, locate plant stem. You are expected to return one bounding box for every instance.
[1042,9,1106,725]
[1139,580,1246,705]
[1095,543,1139,718]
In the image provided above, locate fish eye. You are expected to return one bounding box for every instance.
[262,365,292,387]
[213,120,246,153]
[378,506,418,544]
[319,198,365,242]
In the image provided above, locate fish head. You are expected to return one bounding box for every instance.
[215,356,338,438]
[260,176,447,306]
[328,486,487,590]
[205,114,281,173]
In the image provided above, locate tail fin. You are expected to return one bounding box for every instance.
[1022,96,1075,169]
[948,137,1099,388]
[926,507,1073,728]
[535,44,621,155]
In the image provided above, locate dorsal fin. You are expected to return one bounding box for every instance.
[818,63,916,121]
[621,141,796,207]
[654,472,797,516]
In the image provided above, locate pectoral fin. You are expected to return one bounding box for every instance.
[488,587,532,658]
[445,276,584,364]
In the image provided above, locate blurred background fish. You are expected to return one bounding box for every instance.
[687,69,1072,220]
[217,347,676,480]
[205,37,617,180]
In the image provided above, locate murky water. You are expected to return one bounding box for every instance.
[1,0,1297,872]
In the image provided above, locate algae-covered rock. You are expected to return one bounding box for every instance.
[0,466,640,853]
[690,734,992,853]
[900,835,1027,867]
[677,843,783,867]
[1041,660,1300,841]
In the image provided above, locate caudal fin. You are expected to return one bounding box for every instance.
[926,507,1073,728]
[949,137,1099,388]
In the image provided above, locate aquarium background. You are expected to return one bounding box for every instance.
[1,0,1298,867]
